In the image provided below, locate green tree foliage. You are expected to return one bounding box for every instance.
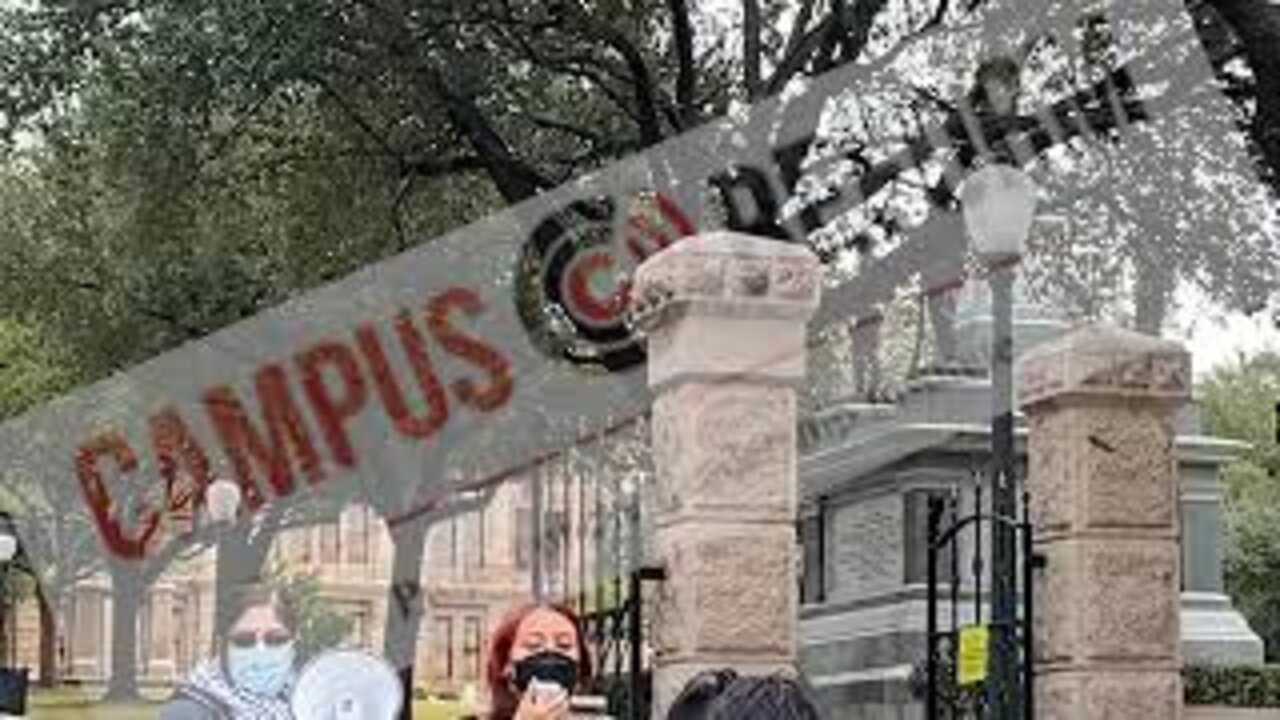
[275,569,357,667]
[1200,351,1280,660]
[0,316,77,419]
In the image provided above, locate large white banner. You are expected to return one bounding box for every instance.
[0,0,1263,572]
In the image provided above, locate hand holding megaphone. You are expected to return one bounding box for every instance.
[290,650,403,720]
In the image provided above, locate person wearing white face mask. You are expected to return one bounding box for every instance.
[162,583,299,720]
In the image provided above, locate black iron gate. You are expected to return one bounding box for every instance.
[923,489,1041,719]
[580,566,664,720]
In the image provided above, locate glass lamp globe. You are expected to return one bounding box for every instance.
[206,477,243,525]
[0,532,16,563]
[960,164,1038,259]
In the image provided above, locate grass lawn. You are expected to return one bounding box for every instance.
[26,687,468,719]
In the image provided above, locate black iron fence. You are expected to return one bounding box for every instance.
[579,566,665,720]
[922,490,1041,719]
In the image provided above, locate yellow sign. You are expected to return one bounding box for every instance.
[957,625,990,687]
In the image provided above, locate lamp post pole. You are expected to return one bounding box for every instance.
[205,477,242,638]
[962,163,1037,720]
[989,256,1018,720]
[0,514,16,671]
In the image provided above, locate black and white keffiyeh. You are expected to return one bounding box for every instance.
[180,660,295,720]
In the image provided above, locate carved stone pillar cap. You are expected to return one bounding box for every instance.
[628,231,821,332]
[1016,323,1191,410]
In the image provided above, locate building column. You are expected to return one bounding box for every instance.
[631,232,820,717]
[148,584,176,680]
[1017,324,1191,720]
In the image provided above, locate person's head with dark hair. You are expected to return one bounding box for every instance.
[163,581,301,720]
[485,601,592,720]
[216,582,299,700]
[667,672,826,720]
[666,669,738,720]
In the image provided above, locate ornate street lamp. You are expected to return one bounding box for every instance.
[0,532,16,565]
[205,477,243,526]
[961,162,1037,720]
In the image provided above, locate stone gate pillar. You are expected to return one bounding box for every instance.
[1017,325,1191,720]
[630,232,820,718]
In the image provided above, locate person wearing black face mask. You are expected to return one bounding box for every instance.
[475,602,593,720]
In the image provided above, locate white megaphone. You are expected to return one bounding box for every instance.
[290,650,403,720]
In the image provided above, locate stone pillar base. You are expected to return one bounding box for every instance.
[1039,669,1182,720]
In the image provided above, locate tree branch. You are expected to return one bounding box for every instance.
[390,174,415,252]
[525,114,607,145]
[1207,0,1280,189]
[782,0,821,62]
[842,0,893,65]
[815,0,849,71]
[743,0,764,100]
[925,0,951,29]
[812,59,1170,327]
[669,0,699,124]
[767,14,836,94]
[560,5,664,145]
[307,73,397,159]
[422,68,554,203]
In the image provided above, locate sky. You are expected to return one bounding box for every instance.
[1171,285,1280,380]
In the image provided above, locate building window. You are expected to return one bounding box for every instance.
[347,507,371,565]
[296,528,313,565]
[515,508,533,570]
[137,597,152,673]
[72,590,103,669]
[544,510,567,589]
[462,511,484,574]
[478,506,487,569]
[321,521,341,564]
[450,518,459,572]
[799,501,826,605]
[462,617,483,680]
[903,489,961,586]
[435,616,455,681]
[172,601,187,674]
[350,605,369,648]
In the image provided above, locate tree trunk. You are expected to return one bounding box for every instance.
[383,519,430,720]
[103,566,141,703]
[37,588,58,688]
[212,523,276,644]
[1133,258,1173,335]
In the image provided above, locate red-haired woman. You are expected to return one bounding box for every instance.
[477,602,593,720]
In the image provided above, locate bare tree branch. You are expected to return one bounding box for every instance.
[782,0,821,62]
[815,0,851,71]
[669,0,699,124]
[743,0,764,100]
[526,114,607,145]
[767,14,836,94]
[842,0,892,65]
[813,59,1171,327]
[422,67,554,203]
[1208,0,1280,189]
[307,73,397,159]
[390,174,415,252]
[925,0,951,30]
[560,4,665,144]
